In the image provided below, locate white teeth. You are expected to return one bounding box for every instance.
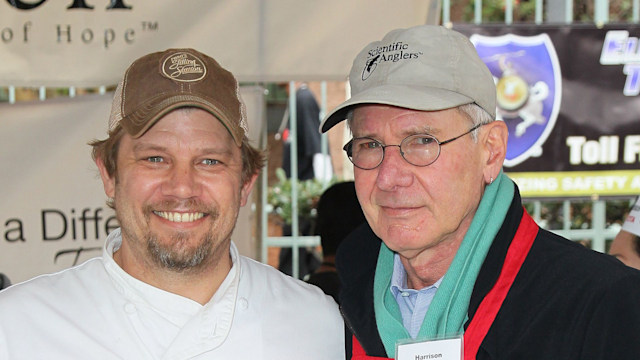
[154,211,204,223]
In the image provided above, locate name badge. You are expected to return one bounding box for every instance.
[396,336,463,360]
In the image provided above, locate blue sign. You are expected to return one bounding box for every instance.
[470,33,562,167]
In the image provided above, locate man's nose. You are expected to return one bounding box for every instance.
[375,146,413,190]
[163,164,200,199]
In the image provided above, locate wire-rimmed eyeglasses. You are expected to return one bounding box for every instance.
[343,123,484,170]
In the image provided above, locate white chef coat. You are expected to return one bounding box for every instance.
[0,229,344,359]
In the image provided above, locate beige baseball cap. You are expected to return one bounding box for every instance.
[622,197,640,237]
[320,25,496,132]
[108,48,247,145]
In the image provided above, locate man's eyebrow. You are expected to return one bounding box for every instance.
[132,143,167,153]
[404,125,438,136]
[131,143,233,155]
[199,147,234,157]
[356,126,438,139]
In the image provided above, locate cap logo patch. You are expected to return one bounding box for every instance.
[362,55,380,80]
[162,52,207,82]
[361,41,422,81]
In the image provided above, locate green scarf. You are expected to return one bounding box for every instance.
[374,171,514,357]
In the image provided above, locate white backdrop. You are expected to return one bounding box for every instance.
[0,87,265,284]
[0,0,433,86]
[0,0,437,283]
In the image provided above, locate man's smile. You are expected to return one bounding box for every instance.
[152,211,206,223]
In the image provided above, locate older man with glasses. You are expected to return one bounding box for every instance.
[321,25,640,360]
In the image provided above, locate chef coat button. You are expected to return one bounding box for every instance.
[238,297,248,310]
[124,303,136,314]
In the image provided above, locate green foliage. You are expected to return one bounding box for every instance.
[460,0,536,23]
[523,198,634,231]
[457,0,634,23]
[267,168,336,225]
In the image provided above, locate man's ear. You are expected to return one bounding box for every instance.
[96,157,116,199]
[482,120,508,184]
[240,172,259,207]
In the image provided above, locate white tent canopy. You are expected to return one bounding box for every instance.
[0,0,435,87]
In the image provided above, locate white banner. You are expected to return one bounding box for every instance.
[0,87,265,284]
[0,0,432,87]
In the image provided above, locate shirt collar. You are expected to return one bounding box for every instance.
[101,228,240,325]
[390,252,443,296]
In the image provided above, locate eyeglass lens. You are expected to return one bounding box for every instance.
[344,123,483,170]
[346,134,440,169]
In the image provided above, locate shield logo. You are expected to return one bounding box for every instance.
[470,33,562,167]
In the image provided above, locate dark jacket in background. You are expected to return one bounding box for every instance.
[0,273,11,290]
[282,85,321,181]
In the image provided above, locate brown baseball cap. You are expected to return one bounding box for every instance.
[320,25,496,133]
[108,48,247,145]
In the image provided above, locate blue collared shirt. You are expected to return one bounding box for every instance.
[390,253,443,339]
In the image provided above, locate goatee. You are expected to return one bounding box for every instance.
[147,230,214,271]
